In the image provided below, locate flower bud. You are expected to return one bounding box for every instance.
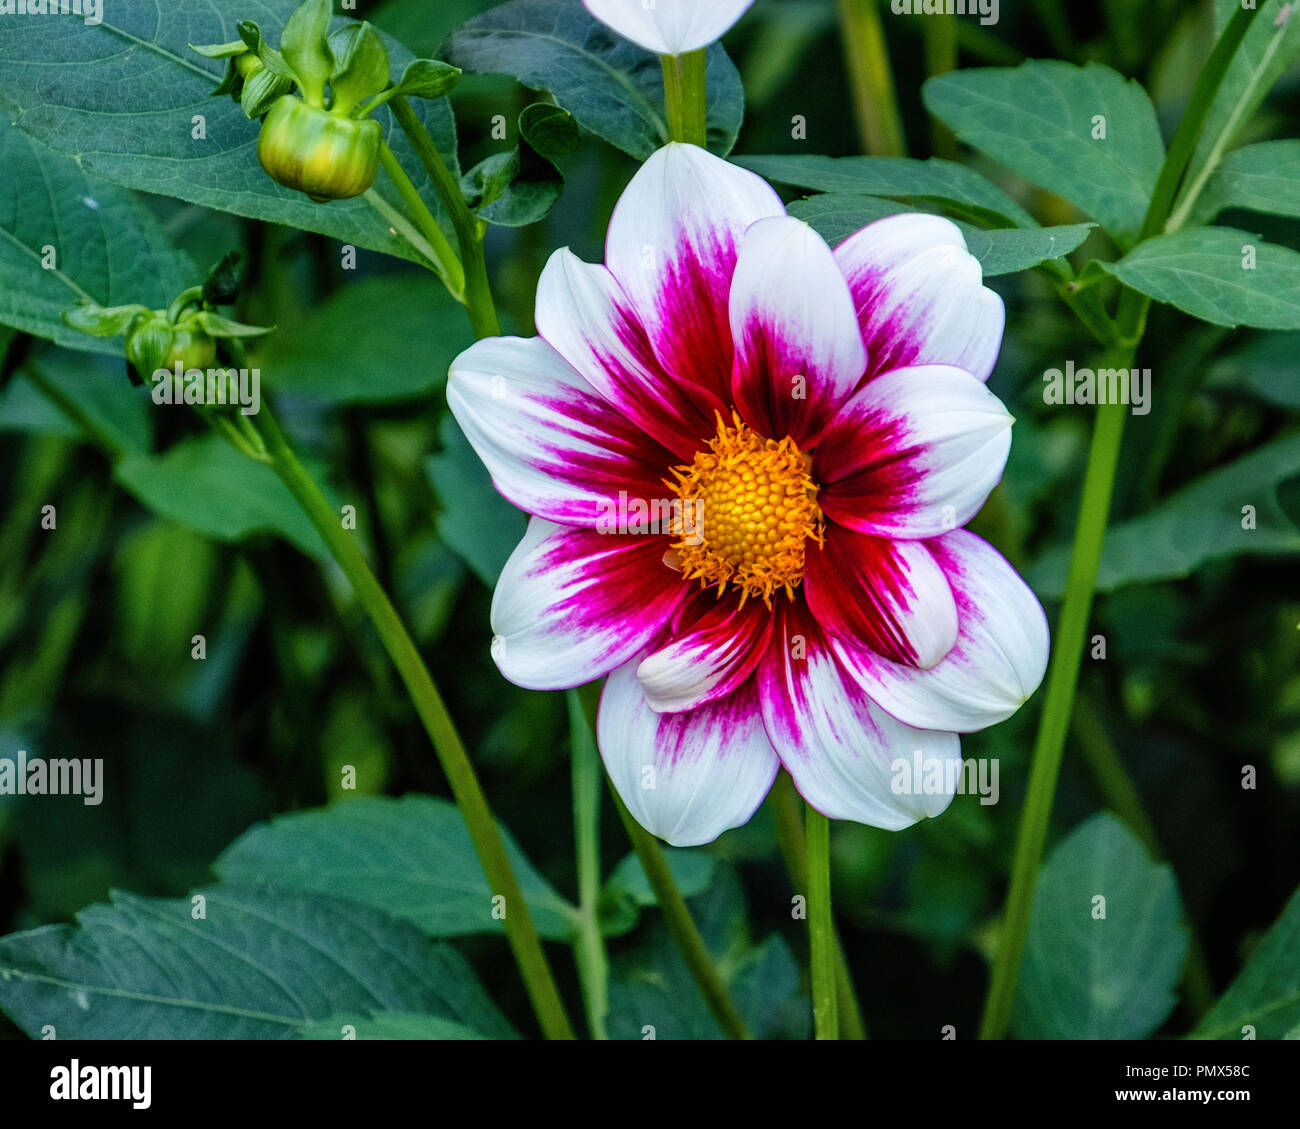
[257,95,382,203]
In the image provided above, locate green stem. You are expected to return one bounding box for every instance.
[807,806,838,1040]
[660,50,708,146]
[390,96,501,340]
[568,689,609,1040]
[378,142,465,301]
[836,0,906,156]
[923,14,958,159]
[609,785,752,1040]
[248,404,574,1041]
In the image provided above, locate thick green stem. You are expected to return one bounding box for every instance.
[390,96,501,340]
[836,0,906,156]
[249,404,574,1040]
[377,142,465,300]
[661,50,708,147]
[609,786,751,1040]
[807,806,838,1040]
[568,689,609,1040]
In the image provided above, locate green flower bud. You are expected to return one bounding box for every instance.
[125,314,217,381]
[257,95,382,203]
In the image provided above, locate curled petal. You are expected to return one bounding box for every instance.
[583,0,755,55]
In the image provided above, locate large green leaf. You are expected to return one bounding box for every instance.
[736,154,1038,228]
[1099,227,1300,329]
[214,795,579,940]
[1205,331,1300,409]
[444,0,744,158]
[787,194,1093,276]
[0,1,458,269]
[113,434,329,560]
[0,885,515,1039]
[1031,434,1300,597]
[599,848,717,938]
[253,275,473,405]
[298,1011,488,1039]
[1012,813,1188,1040]
[0,119,195,353]
[924,61,1164,249]
[1198,141,1300,224]
[1193,885,1300,1039]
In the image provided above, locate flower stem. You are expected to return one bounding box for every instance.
[661,50,708,147]
[568,689,609,1040]
[836,0,906,156]
[806,805,839,1040]
[390,96,501,340]
[609,785,752,1040]
[376,142,465,301]
[248,403,575,1041]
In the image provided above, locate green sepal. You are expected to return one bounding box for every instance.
[193,311,275,339]
[393,58,461,100]
[280,0,335,108]
[190,39,248,60]
[329,22,391,117]
[241,66,295,119]
[61,302,152,338]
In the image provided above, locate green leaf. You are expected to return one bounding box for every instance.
[0,119,195,354]
[1193,884,1300,1039]
[114,435,329,560]
[923,61,1165,249]
[329,22,391,117]
[394,58,462,100]
[787,194,1093,276]
[1197,141,1300,223]
[280,0,335,106]
[444,0,744,158]
[252,275,473,404]
[1099,227,1300,329]
[214,795,579,941]
[427,413,526,587]
[297,1012,489,1040]
[463,103,580,227]
[0,1,459,271]
[194,311,274,339]
[1031,434,1300,597]
[191,39,249,60]
[1205,331,1300,409]
[598,849,717,938]
[0,885,515,1039]
[736,154,1038,228]
[1012,813,1188,1040]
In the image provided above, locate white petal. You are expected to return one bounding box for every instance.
[817,364,1013,539]
[583,0,755,55]
[759,602,962,829]
[605,143,785,404]
[491,518,687,690]
[448,335,673,528]
[599,660,779,846]
[835,213,1005,383]
[729,216,866,446]
[838,530,1049,732]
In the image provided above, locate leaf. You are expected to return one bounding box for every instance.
[0,1,459,271]
[394,58,462,100]
[1012,813,1188,1040]
[787,195,1093,276]
[251,274,473,405]
[463,103,580,227]
[297,1012,488,1040]
[1205,332,1300,409]
[1099,227,1300,329]
[444,0,744,158]
[1197,141,1300,223]
[1031,434,1300,597]
[114,435,328,560]
[923,61,1165,249]
[736,154,1038,228]
[0,885,515,1039]
[426,412,526,588]
[1193,884,1300,1039]
[598,849,717,938]
[0,120,195,355]
[214,795,579,941]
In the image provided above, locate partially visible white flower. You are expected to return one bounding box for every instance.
[583,0,755,55]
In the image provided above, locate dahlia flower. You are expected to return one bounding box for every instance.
[449,143,1049,847]
[583,0,755,55]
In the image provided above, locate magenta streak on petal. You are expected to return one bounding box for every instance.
[803,527,926,666]
[649,674,765,769]
[815,398,927,532]
[730,318,844,447]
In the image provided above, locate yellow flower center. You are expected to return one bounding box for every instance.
[667,413,824,608]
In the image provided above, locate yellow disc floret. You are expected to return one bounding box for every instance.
[668,412,824,608]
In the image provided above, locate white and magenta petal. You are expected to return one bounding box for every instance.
[534,248,724,460]
[605,144,785,405]
[583,0,755,56]
[759,602,962,829]
[837,530,1049,732]
[599,661,779,847]
[835,214,1005,383]
[729,216,867,446]
[636,589,774,713]
[816,364,1013,539]
[490,518,687,690]
[448,335,675,528]
[804,524,958,669]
